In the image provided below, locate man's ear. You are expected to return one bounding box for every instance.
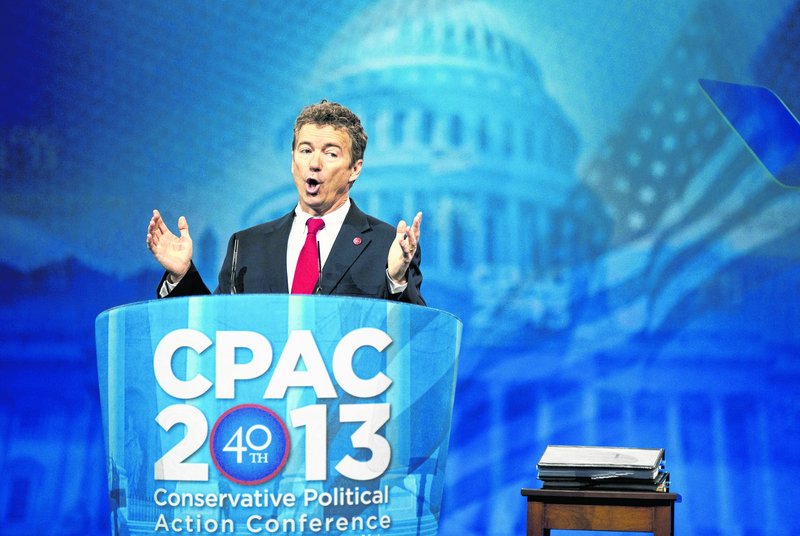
[348,159,363,184]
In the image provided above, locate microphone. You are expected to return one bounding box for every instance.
[314,240,322,295]
[230,236,239,294]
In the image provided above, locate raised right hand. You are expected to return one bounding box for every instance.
[146,209,193,283]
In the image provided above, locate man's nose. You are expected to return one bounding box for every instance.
[309,151,322,170]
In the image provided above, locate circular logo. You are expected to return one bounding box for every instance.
[210,404,290,485]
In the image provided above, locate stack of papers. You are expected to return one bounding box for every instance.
[537,445,669,492]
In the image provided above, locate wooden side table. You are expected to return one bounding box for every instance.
[521,488,679,536]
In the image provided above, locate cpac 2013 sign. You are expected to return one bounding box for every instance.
[153,327,393,485]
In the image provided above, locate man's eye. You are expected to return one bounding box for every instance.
[325,151,339,158]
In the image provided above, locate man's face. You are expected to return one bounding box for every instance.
[292,124,362,217]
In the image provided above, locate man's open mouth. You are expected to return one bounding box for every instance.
[305,178,321,195]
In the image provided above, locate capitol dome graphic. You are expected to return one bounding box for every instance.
[243,0,609,324]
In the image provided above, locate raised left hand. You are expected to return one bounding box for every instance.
[387,211,422,284]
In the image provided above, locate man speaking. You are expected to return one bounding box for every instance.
[146,101,424,305]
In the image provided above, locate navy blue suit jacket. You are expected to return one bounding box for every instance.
[158,201,424,305]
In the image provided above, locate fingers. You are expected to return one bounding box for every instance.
[148,210,163,241]
[407,211,422,250]
[410,212,422,236]
[147,210,161,251]
[153,209,170,236]
[395,212,422,260]
[148,210,159,234]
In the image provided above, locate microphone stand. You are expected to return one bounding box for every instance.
[230,236,239,294]
[314,240,322,295]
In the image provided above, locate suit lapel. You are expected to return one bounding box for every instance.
[260,210,294,293]
[320,202,373,294]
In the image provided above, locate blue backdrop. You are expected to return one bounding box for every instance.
[1,0,799,534]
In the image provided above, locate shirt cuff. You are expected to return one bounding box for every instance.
[159,278,177,298]
[386,269,408,294]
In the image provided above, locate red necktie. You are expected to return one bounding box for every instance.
[291,218,326,294]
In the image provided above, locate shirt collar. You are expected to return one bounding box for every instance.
[294,198,351,229]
